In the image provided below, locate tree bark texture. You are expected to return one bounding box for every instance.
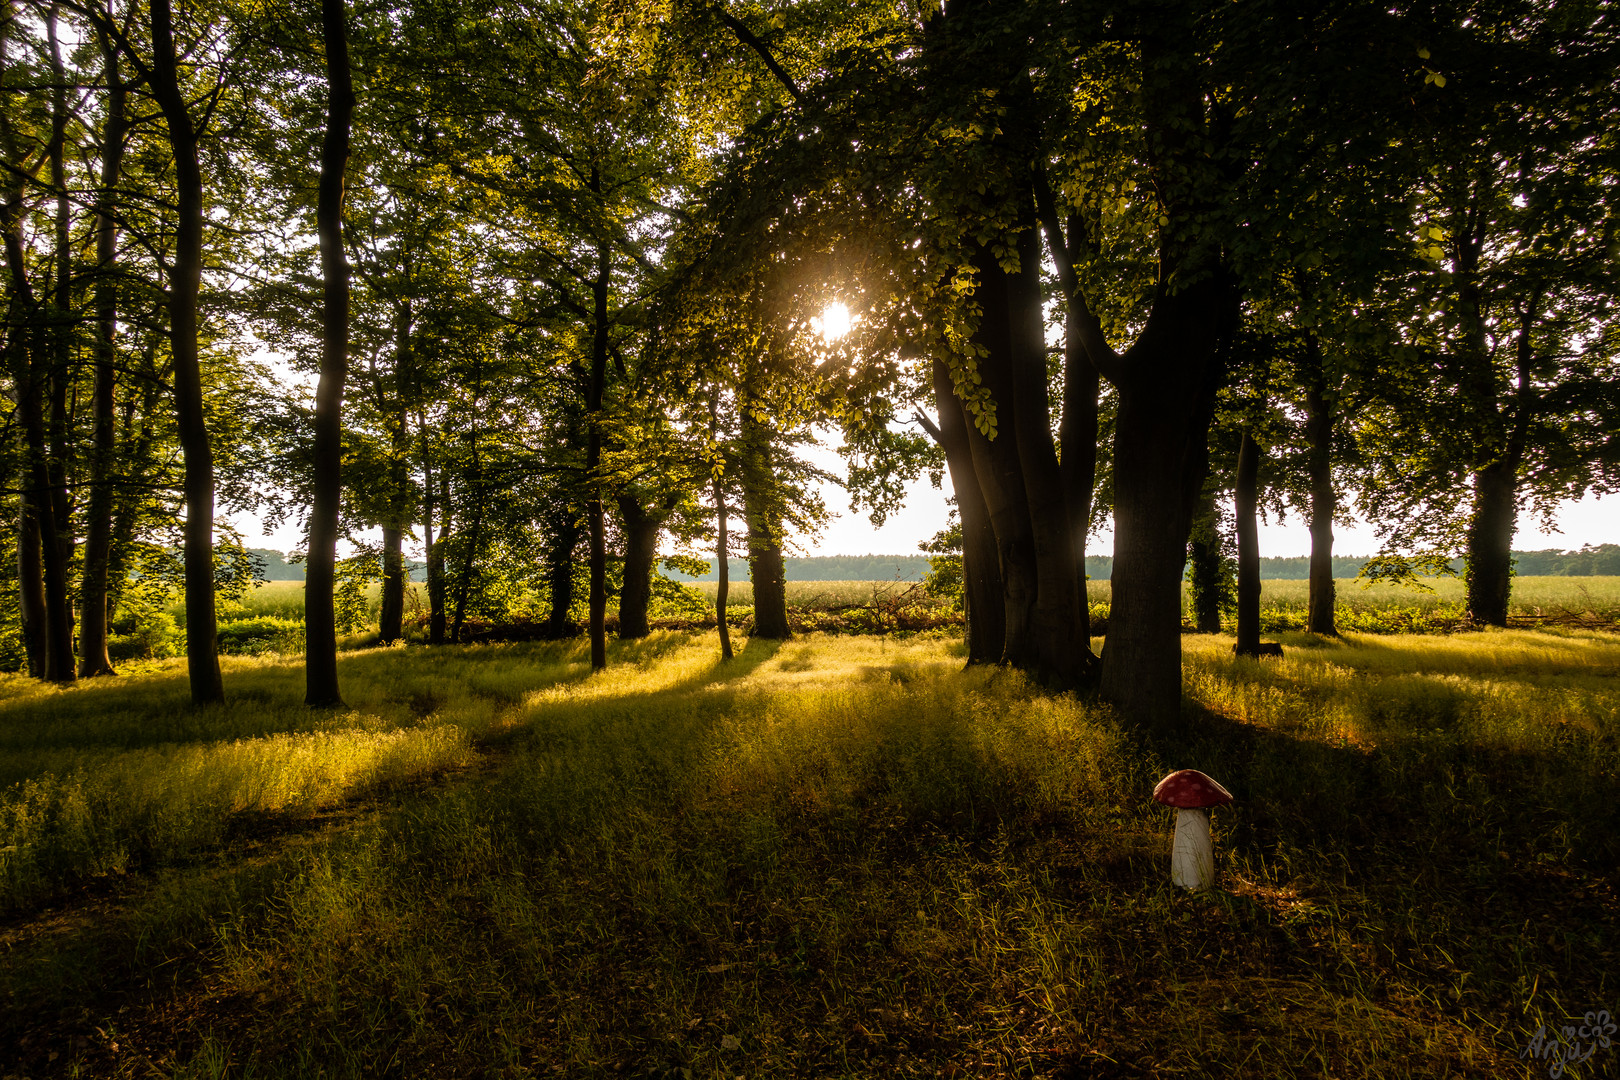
[304,0,354,706]
[1097,279,1228,730]
[1233,430,1263,656]
[1465,463,1516,626]
[1463,312,1533,628]
[78,25,126,676]
[148,0,223,704]
[542,508,580,636]
[740,410,790,640]
[378,526,404,642]
[928,359,1005,664]
[1302,345,1337,635]
[616,495,664,639]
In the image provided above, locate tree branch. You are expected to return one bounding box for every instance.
[713,4,804,106]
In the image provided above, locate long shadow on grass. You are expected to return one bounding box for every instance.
[1145,697,1620,1025]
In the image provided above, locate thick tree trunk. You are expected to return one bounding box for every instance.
[963,246,1038,668]
[1464,313,1534,629]
[149,0,222,704]
[616,495,662,639]
[378,526,404,642]
[1002,227,1092,687]
[1233,430,1263,656]
[78,26,126,677]
[928,359,1004,664]
[586,237,608,669]
[304,0,354,707]
[1098,280,1227,731]
[542,509,580,636]
[1465,462,1515,627]
[740,410,790,640]
[1302,352,1337,635]
[1059,265,1100,632]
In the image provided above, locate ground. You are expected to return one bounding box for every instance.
[2,628,1616,1078]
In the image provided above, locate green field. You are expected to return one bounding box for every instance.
[3,629,1616,1076]
[218,574,1620,616]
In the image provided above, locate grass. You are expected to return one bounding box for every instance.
[2,627,1616,1077]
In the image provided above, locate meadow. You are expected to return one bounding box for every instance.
[169,576,1620,654]
[2,627,1616,1078]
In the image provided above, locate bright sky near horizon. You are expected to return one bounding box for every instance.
[237,340,1611,563]
[230,422,1613,562]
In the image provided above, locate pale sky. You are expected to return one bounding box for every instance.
[236,348,1611,562]
[232,430,1612,562]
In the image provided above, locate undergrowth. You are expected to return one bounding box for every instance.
[1,631,1615,1078]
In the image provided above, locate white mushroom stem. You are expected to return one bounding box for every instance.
[1170,807,1215,891]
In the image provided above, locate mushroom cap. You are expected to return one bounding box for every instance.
[1153,769,1234,809]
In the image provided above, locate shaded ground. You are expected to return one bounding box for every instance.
[2,630,1616,1078]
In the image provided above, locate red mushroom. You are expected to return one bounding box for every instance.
[1152,769,1233,891]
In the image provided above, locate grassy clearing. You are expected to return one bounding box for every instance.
[3,629,1616,1077]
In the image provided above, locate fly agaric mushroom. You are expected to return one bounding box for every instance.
[1152,769,1234,892]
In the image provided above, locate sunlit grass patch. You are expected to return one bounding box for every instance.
[4,629,1613,1078]
[0,640,599,912]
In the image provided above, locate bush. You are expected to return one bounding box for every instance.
[108,609,181,661]
[217,617,305,655]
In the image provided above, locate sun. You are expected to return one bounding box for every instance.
[813,301,852,342]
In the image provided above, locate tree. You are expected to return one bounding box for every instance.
[303,0,354,706]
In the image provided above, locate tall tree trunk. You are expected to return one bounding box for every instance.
[1233,430,1263,655]
[542,508,580,636]
[714,478,733,662]
[1186,485,1225,634]
[1465,463,1516,627]
[44,5,76,684]
[2,165,73,686]
[148,0,223,704]
[427,468,448,644]
[925,359,1004,664]
[78,23,126,677]
[586,234,608,670]
[1002,225,1091,687]
[616,495,663,639]
[963,246,1039,668]
[1464,306,1534,628]
[740,409,790,640]
[304,0,354,706]
[17,504,46,677]
[1302,342,1337,636]
[1056,215,1101,597]
[377,308,412,644]
[1097,279,1228,731]
[378,526,404,642]
[449,492,482,644]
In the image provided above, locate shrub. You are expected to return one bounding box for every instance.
[108,609,181,661]
[217,617,305,655]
